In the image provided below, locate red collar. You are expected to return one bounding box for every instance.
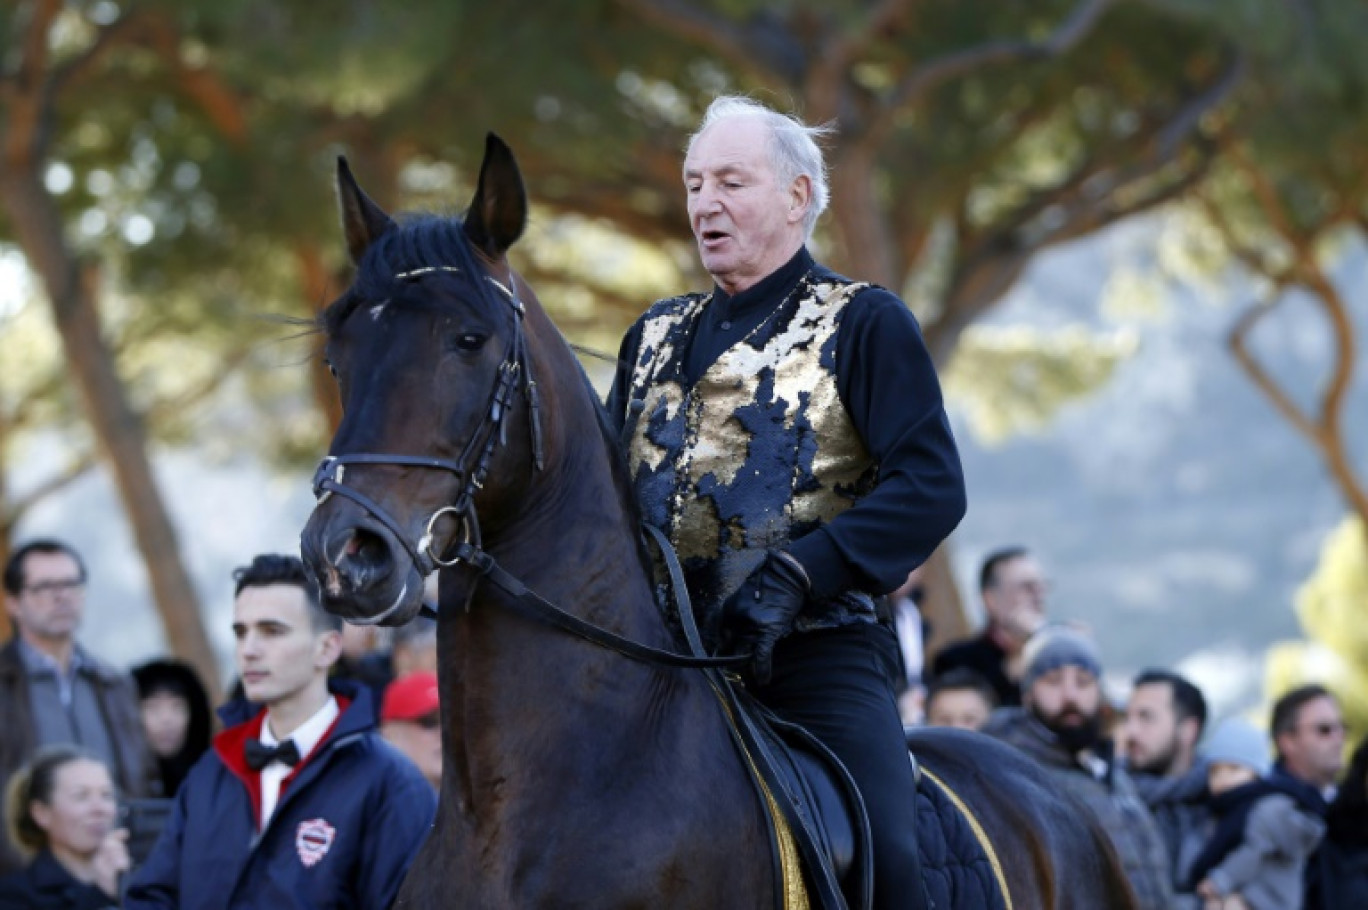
[213,696,351,830]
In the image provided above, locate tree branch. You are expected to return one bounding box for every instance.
[1227,290,1322,443]
[2,452,98,527]
[880,0,1116,122]
[142,347,253,429]
[138,16,249,146]
[964,50,1240,256]
[1195,192,1292,284]
[614,0,801,84]
[1043,148,1214,246]
[808,0,917,108]
[50,10,149,95]
[2,0,62,170]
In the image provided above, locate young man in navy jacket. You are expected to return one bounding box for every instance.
[125,554,435,909]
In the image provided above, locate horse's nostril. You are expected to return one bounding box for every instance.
[343,528,391,571]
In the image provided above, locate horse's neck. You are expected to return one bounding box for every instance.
[440,399,693,815]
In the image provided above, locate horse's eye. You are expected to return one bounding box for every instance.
[452,333,487,353]
[324,360,338,379]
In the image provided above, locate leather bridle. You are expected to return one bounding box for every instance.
[310,258,747,671]
[312,264,543,579]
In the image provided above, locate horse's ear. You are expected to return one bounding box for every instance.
[336,156,395,265]
[464,133,527,259]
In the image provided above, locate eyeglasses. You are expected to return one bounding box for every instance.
[1303,720,1346,738]
[21,578,86,596]
[415,714,441,731]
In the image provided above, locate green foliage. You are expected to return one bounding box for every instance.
[943,325,1137,445]
[1265,515,1368,749]
[6,0,1368,515]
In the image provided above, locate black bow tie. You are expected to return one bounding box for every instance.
[244,738,301,771]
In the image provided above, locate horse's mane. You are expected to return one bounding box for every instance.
[578,365,655,579]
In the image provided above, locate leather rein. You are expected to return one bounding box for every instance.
[312,262,747,671]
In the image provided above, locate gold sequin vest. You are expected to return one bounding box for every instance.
[623,270,879,647]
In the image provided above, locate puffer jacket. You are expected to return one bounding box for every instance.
[983,707,1173,910]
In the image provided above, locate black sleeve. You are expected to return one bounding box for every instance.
[604,318,645,440]
[786,287,967,597]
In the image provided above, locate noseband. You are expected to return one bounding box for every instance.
[311,263,544,578]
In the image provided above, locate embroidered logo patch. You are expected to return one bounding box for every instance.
[296,818,335,867]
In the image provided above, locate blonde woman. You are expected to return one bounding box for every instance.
[0,745,128,909]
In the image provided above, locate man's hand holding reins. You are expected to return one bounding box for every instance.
[720,550,811,684]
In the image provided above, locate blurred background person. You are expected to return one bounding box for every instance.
[1269,685,1344,815]
[390,616,438,678]
[1123,668,1212,900]
[983,627,1172,910]
[885,567,928,726]
[1186,717,1324,910]
[1,539,153,875]
[1305,731,1368,910]
[931,546,1047,707]
[0,745,128,909]
[923,668,997,732]
[1124,668,1208,779]
[331,623,393,717]
[379,671,442,791]
[131,659,213,798]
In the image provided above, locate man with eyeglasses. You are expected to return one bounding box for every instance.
[1271,683,1347,807]
[930,546,1049,707]
[0,537,154,875]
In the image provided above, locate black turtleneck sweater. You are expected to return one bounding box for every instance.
[607,246,966,599]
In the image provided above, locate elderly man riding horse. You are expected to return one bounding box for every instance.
[609,94,967,910]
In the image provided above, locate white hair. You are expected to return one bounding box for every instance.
[687,95,833,240]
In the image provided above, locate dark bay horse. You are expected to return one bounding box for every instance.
[299,134,1138,910]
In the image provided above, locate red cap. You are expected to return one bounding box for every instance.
[380,671,440,723]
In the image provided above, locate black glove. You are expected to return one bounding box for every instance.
[720,550,811,685]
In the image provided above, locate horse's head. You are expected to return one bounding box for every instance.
[300,134,538,625]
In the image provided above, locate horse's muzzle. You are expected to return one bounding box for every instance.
[300,506,424,625]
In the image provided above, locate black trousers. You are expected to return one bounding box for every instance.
[754,622,924,910]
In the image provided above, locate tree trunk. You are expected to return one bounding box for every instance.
[822,143,972,653]
[0,169,222,701]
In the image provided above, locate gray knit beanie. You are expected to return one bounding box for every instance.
[1020,627,1103,690]
[1203,717,1271,777]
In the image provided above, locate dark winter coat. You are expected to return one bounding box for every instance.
[0,639,153,876]
[123,681,435,910]
[0,850,118,910]
[983,707,1173,910]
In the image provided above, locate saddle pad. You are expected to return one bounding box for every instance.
[916,767,1010,910]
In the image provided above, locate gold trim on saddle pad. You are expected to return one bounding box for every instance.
[920,767,1013,910]
[742,747,810,910]
[714,687,809,910]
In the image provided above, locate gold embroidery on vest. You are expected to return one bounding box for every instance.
[627,276,875,621]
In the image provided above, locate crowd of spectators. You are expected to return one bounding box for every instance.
[903,545,1365,910]
[0,540,439,908]
[3,535,1363,909]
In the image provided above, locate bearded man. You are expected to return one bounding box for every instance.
[983,628,1173,910]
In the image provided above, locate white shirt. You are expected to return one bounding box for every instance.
[890,595,924,689]
[257,695,339,828]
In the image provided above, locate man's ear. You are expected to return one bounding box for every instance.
[787,175,812,226]
[316,629,344,670]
